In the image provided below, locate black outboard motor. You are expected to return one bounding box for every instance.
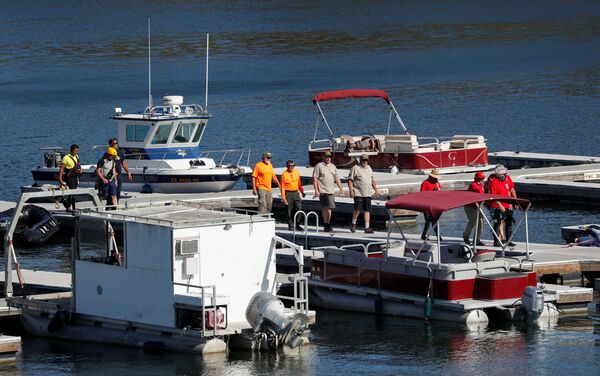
[0,205,61,248]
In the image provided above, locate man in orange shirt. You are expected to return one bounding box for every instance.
[252,151,281,213]
[281,160,306,230]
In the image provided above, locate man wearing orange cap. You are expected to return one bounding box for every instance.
[463,171,486,246]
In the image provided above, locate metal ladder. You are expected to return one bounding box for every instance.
[292,210,319,249]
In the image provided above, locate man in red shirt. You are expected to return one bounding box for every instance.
[420,168,442,240]
[463,171,485,245]
[487,164,517,247]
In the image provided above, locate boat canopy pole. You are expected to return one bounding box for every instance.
[473,203,480,254]
[525,211,530,260]
[436,220,441,265]
[389,102,409,135]
[205,33,209,111]
[147,19,153,110]
[314,102,335,139]
[386,108,393,135]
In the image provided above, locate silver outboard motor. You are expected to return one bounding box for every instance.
[245,292,310,350]
[521,286,545,319]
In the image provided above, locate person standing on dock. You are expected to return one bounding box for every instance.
[252,152,281,213]
[313,151,344,232]
[487,164,517,247]
[463,171,485,246]
[281,160,306,231]
[58,144,81,211]
[420,168,442,240]
[348,154,380,233]
[108,138,132,203]
[96,147,119,208]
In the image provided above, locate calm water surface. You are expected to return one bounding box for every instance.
[1,0,600,374]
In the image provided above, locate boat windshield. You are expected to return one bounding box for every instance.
[172,122,197,143]
[151,123,173,144]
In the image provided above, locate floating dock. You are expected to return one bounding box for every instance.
[0,335,20,363]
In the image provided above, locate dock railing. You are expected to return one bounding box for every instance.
[271,236,309,315]
[172,282,219,338]
[292,210,320,248]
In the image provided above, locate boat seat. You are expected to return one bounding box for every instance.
[386,240,406,258]
[384,134,418,153]
[450,135,485,149]
[472,250,496,263]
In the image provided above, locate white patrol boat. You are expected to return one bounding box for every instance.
[5,188,312,355]
[31,95,251,194]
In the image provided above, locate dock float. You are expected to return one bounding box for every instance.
[0,335,20,363]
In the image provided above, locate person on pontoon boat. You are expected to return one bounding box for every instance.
[487,164,518,247]
[463,171,486,246]
[420,168,442,240]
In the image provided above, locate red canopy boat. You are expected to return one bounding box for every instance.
[307,191,553,324]
[308,89,489,172]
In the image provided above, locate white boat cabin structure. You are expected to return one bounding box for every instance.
[6,190,311,354]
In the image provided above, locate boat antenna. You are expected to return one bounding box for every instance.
[147,18,153,110]
[205,33,209,111]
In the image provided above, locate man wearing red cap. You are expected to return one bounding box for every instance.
[463,171,486,245]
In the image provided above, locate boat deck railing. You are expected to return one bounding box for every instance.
[78,146,252,171]
[143,104,209,119]
[272,236,309,315]
[172,282,219,337]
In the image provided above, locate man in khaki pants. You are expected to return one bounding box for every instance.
[252,152,281,213]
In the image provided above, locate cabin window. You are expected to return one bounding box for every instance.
[192,123,206,143]
[126,124,150,142]
[172,122,197,143]
[151,123,173,144]
[76,217,125,267]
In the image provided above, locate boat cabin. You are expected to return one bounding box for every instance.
[72,202,275,330]
[112,96,212,161]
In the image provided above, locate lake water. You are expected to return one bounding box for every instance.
[1,0,600,374]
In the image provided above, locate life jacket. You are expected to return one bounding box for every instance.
[63,154,81,178]
[100,159,116,181]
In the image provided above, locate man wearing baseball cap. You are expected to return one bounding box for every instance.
[312,151,344,232]
[420,168,442,240]
[252,151,281,213]
[463,171,486,246]
[281,160,306,231]
[487,164,518,247]
[348,154,380,233]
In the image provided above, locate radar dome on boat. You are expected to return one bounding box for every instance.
[163,95,184,106]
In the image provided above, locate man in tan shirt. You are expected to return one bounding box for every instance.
[312,151,344,232]
[348,154,380,233]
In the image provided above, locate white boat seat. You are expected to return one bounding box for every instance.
[472,250,496,263]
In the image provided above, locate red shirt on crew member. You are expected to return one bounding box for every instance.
[421,169,442,191]
[487,174,515,208]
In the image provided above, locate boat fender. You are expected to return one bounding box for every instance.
[47,310,68,333]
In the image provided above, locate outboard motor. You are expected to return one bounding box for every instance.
[521,286,545,319]
[245,292,310,350]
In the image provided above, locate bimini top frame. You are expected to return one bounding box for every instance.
[311,89,409,142]
[385,191,532,264]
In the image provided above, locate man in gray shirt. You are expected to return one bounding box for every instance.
[348,154,380,233]
[312,151,344,232]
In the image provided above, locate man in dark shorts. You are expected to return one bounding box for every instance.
[108,138,132,203]
[312,151,344,232]
[348,154,380,233]
[96,147,118,208]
